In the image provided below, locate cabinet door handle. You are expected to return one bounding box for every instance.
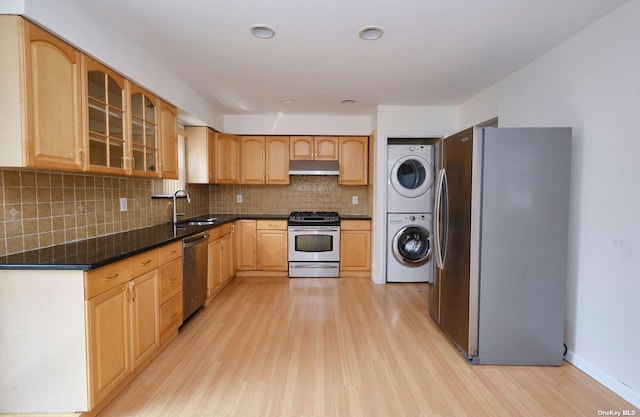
[79,148,85,163]
[169,312,178,319]
[169,276,177,283]
[140,259,152,266]
[168,250,177,255]
[104,273,119,281]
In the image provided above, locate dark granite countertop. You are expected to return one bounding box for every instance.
[339,214,372,220]
[0,212,368,270]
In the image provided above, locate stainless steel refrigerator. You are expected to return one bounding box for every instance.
[430,127,571,365]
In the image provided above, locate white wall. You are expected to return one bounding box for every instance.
[223,114,373,135]
[2,0,23,13]
[460,0,640,407]
[372,105,459,284]
[4,0,225,130]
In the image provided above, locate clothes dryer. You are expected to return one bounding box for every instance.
[387,213,433,283]
[387,144,434,213]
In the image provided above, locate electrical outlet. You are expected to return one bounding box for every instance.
[352,196,359,205]
[236,194,243,203]
[119,197,128,212]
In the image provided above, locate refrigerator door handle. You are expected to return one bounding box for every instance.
[433,168,443,268]
[434,168,446,269]
[441,169,450,267]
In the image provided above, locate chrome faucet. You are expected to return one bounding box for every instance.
[172,189,191,224]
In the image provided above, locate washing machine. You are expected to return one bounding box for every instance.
[387,144,434,213]
[387,213,433,283]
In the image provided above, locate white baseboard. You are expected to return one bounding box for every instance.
[566,350,640,408]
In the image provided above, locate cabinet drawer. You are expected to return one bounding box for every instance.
[341,220,371,231]
[159,241,182,264]
[159,257,183,304]
[208,223,233,241]
[160,291,183,335]
[129,249,159,277]
[257,220,287,230]
[84,260,130,299]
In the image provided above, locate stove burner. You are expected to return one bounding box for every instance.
[288,211,340,226]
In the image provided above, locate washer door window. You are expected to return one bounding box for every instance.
[390,155,432,198]
[392,226,431,266]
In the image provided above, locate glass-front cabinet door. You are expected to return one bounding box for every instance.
[128,83,159,177]
[83,56,127,174]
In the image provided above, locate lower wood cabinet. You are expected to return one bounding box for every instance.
[0,241,183,414]
[207,223,235,303]
[158,241,183,343]
[257,220,288,271]
[340,220,371,275]
[85,248,160,408]
[85,280,131,407]
[235,220,257,271]
[129,270,160,369]
[84,241,184,410]
[234,219,288,275]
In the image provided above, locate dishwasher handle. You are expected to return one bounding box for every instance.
[183,233,208,247]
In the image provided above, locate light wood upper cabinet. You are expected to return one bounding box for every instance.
[216,133,240,184]
[338,136,368,185]
[25,22,85,171]
[290,136,338,160]
[289,136,313,160]
[238,135,290,184]
[241,136,266,184]
[315,136,339,160]
[266,136,290,184]
[0,17,85,170]
[186,126,216,183]
[128,83,160,177]
[82,55,127,174]
[158,100,178,179]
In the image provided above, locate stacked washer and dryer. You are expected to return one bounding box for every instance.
[386,141,435,283]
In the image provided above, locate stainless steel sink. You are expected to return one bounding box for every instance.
[183,218,219,226]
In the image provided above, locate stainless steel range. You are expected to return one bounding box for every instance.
[288,211,340,278]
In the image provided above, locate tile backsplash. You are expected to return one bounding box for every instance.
[0,169,368,257]
[209,176,368,215]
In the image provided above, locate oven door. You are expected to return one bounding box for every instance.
[288,226,340,262]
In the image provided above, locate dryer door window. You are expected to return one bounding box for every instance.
[392,226,431,266]
[390,155,432,198]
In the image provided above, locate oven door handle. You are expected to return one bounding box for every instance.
[289,228,340,232]
[289,264,339,269]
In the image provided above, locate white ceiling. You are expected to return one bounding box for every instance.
[83,0,627,117]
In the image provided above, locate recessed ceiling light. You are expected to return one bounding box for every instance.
[341,99,356,104]
[359,26,384,41]
[280,98,295,104]
[250,24,275,39]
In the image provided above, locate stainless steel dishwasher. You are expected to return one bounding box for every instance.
[182,232,208,321]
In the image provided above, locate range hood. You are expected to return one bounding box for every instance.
[288,160,340,176]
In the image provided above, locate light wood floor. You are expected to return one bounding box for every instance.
[98,276,635,417]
